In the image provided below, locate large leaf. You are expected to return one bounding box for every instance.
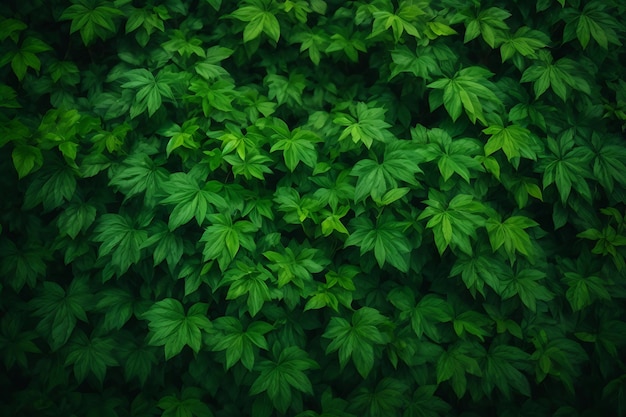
[142,299,212,359]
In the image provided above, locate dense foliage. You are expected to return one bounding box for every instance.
[1,0,626,415]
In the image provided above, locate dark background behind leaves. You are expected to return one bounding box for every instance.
[1,0,626,416]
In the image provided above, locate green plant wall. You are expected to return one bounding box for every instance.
[1,0,626,416]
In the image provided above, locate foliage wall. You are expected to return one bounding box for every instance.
[1,0,626,416]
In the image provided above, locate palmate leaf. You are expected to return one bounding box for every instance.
[538,134,594,204]
[427,66,503,125]
[93,213,148,276]
[389,45,440,81]
[350,378,408,417]
[404,385,451,417]
[350,141,422,202]
[500,27,549,62]
[483,123,541,167]
[200,213,258,270]
[250,346,318,413]
[121,68,177,118]
[109,153,169,207]
[334,102,394,149]
[436,341,483,398]
[269,118,321,171]
[0,313,40,369]
[562,1,622,50]
[345,213,412,272]
[463,7,511,48]
[0,240,49,292]
[209,317,272,370]
[501,268,554,312]
[29,277,92,350]
[323,307,391,378]
[0,36,52,81]
[370,2,426,42]
[59,0,124,45]
[589,133,626,193]
[388,287,453,342]
[562,272,610,311]
[57,201,97,239]
[481,343,531,398]
[219,260,274,317]
[421,128,484,183]
[64,330,117,383]
[160,172,228,230]
[521,50,591,101]
[158,387,214,417]
[229,0,281,43]
[140,221,184,270]
[417,190,486,255]
[485,214,539,262]
[142,299,212,360]
[263,242,326,289]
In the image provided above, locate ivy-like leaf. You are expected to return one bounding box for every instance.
[29,278,92,350]
[60,0,124,45]
[345,213,412,272]
[200,213,258,270]
[418,191,486,255]
[210,317,272,370]
[65,330,117,383]
[350,141,422,202]
[160,173,227,230]
[250,346,318,413]
[270,119,321,171]
[143,299,212,360]
[428,66,503,125]
[323,307,391,378]
[93,214,148,276]
[521,51,591,101]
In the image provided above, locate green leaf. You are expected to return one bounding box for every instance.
[263,242,326,289]
[453,310,493,342]
[121,68,177,118]
[57,201,97,239]
[231,2,281,43]
[158,387,214,417]
[220,260,274,316]
[93,214,148,276]
[483,123,541,167]
[12,144,43,179]
[463,7,511,48]
[60,0,124,45]
[323,307,390,378]
[418,191,486,255]
[436,342,482,398]
[65,331,117,383]
[335,102,394,148]
[501,269,554,312]
[481,343,531,398]
[500,27,549,61]
[521,51,591,101]
[210,317,272,370]
[270,120,321,171]
[200,213,259,270]
[538,135,593,204]
[29,278,92,350]
[143,299,212,360]
[345,213,412,272]
[250,346,318,413]
[160,173,227,230]
[563,272,610,311]
[486,214,539,261]
[350,141,422,202]
[428,66,502,125]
